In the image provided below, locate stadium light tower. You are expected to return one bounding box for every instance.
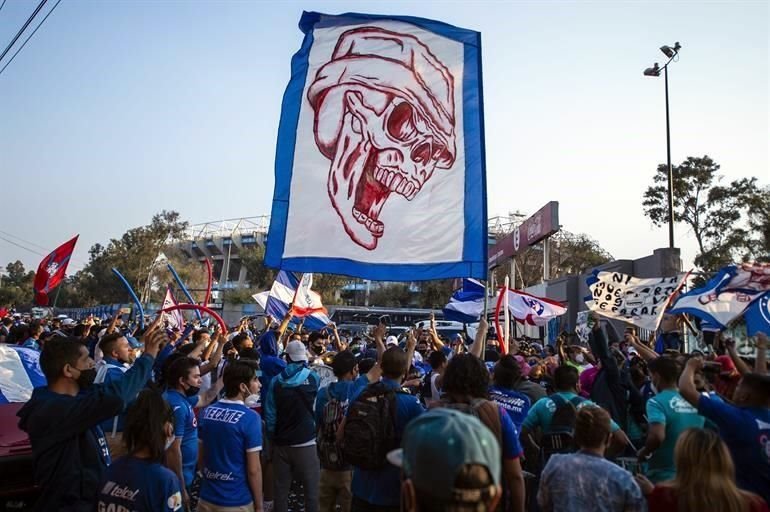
[644,41,681,249]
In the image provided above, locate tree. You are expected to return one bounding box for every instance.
[0,261,35,307]
[71,211,194,305]
[494,230,613,288]
[416,280,455,309]
[312,274,348,305]
[369,283,413,307]
[239,245,275,289]
[642,156,767,271]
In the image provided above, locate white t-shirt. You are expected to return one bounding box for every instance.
[431,372,441,399]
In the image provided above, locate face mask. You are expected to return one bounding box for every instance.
[164,436,175,451]
[75,367,97,389]
[575,354,585,364]
[311,344,325,356]
[184,384,200,397]
[245,394,260,408]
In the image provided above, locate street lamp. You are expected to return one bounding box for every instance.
[644,41,681,249]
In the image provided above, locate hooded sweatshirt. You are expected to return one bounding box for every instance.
[264,362,320,446]
[258,331,287,401]
[17,354,154,512]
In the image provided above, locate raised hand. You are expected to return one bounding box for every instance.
[140,315,166,358]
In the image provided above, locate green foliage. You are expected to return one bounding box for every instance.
[502,231,612,288]
[415,280,455,309]
[222,286,262,304]
[239,245,275,289]
[0,261,35,307]
[312,274,347,305]
[642,156,768,271]
[369,283,413,307]
[58,211,193,306]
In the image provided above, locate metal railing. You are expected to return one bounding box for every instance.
[183,216,270,240]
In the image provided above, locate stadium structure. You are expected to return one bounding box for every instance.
[176,216,269,289]
[175,215,512,291]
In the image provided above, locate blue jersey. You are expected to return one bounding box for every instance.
[198,399,263,507]
[489,385,531,432]
[97,456,183,512]
[698,395,770,503]
[497,403,525,459]
[163,389,199,487]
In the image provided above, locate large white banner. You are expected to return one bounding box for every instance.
[265,12,487,281]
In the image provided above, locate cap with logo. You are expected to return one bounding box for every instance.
[385,335,399,347]
[387,408,500,502]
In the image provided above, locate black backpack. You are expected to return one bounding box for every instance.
[317,388,347,470]
[540,394,585,464]
[342,382,402,470]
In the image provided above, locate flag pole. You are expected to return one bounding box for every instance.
[482,279,489,356]
[51,284,63,311]
[277,273,303,343]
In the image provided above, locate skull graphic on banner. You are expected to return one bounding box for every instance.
[306,27,457,250]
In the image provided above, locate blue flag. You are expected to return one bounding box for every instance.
[744,292,770,336]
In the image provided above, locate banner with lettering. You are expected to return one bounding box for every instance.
[585,270,686,331]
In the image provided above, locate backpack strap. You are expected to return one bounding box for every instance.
[569,396,586,408]
[550,394,567,408]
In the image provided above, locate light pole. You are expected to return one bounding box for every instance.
[644,42,681,249]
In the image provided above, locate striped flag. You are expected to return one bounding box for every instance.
[0,345,46,404]
[162,285,185,329]
[443,278,487,323]
[266,271,331,331]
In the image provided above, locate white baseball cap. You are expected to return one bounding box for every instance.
[285,340,309,363]
[385,335,399,347]
[62,318,76,326]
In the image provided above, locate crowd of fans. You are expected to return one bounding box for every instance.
[2,307,769,512]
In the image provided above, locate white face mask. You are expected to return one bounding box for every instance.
[575,354,585,364]
[164,436,175,451]
[245,394,260,408]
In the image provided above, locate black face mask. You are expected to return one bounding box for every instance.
[311,344,325,356]
[184,384,200,397]
[75,367,97,389]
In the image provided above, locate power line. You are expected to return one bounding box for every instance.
[0,0,7,15]
[0,0,61,77]
[0,235,45,257]
[0,0,47,64]
[0,230,50,251]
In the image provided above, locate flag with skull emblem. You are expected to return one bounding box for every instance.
[265,11,488,281]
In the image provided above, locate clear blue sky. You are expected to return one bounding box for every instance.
[1,0,767,276]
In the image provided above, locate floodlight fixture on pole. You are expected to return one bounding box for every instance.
[643,41,682,249]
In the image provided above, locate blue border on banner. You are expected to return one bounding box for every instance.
[265,11,488,281]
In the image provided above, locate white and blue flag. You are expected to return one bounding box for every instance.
[265,271,331,331]
[0,345,46,404]
[265,11,488,281]
[669,264,770,329]
[443,278,487,323]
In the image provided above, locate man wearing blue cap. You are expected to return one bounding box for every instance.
[388,408,502,512]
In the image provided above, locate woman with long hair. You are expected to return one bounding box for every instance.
[636,428,768,511]
[95,388,184,512]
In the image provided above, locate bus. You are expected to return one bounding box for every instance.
[328,306,444,331]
